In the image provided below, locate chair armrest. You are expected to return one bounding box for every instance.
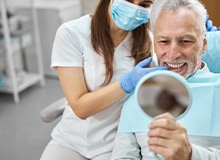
[40,97,66,123]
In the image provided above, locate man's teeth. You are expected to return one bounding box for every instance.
[166,63,185,69]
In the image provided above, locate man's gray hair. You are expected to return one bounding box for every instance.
[150,0,207,34]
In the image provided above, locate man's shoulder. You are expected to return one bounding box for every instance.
[118,93,150,133]
[188,66,220,84]
[205,70,220,83]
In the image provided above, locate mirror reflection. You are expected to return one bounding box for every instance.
[138,74,190,118]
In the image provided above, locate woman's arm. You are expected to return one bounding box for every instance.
[57,56,167,119]
[57,67,126,119]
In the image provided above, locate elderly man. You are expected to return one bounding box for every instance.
[110,0,220,159]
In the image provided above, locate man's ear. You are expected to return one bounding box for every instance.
[202,36,208,54]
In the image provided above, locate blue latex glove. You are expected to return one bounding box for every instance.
[206,15,219,32]
[119,57,168,93]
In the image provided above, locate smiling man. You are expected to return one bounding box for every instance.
[152,1,207,79]
[110,0,220,159]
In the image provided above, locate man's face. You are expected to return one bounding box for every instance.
[154,8,207,78]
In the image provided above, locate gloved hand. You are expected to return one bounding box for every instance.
[119,57,168,93]
[206,15,219,32]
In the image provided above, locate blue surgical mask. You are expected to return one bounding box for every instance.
[111,0,151,31]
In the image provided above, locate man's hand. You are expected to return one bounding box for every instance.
[147,113,192,160]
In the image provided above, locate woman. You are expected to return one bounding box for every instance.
[40,0,166,159]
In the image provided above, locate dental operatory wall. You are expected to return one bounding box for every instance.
[1,0,218,77]
[1,0,99,77]
[201,0,220,26]
[6,0,99,14]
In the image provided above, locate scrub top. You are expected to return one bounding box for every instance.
[51,15,135,158]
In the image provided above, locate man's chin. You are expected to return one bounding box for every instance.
[168,68,186,77]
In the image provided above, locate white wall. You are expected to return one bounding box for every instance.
[2,0,99,76]
[6,0,99,14]
[83,0,99,14]
[6,0,29,6]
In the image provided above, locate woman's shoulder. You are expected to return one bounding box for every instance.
[58,14,91,36]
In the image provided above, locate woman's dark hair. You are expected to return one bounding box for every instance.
[91,0,152,86]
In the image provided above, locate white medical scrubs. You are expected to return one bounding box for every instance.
[50,15,135,158]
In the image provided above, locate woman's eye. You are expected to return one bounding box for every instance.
[140,4,148,8]
[126,0,133,3]
[140,2,152,8]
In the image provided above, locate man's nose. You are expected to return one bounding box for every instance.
[167,42,181,60]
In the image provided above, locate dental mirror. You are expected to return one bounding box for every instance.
[136,71,191,160]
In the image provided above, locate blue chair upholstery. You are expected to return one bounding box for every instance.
[202,31,220,73]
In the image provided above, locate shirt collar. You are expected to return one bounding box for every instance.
[187,61,211,83]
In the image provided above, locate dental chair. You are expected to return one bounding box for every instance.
[40,97,66,122]
[40,31,220,123]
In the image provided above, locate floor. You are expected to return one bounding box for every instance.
[0,78,63,160]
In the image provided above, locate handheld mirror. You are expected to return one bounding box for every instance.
[135,71,192,160]
[136,71,191,119]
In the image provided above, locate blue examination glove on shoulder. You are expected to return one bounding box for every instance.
[119,57,168,93]
[206,15,220,32]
